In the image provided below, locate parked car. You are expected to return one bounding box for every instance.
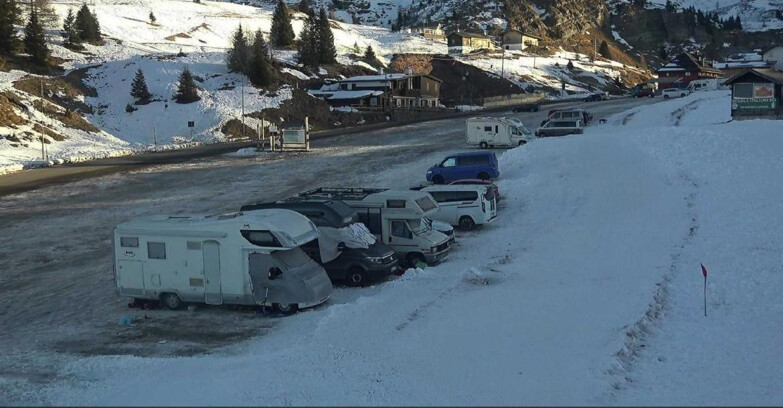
[541,109,592,126]
[422,185,497,231]
[662,88,689,99]
[240,200,399,286]
[632,88,655,98]
[512,103,540,112]
[535,119,584,137]
[448,179,501,203]
[583,93,607,102]
[426,152,500,184]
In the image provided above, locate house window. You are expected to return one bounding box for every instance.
[120,237,139,248]
[733,83,754,99]
[147,242,166,259]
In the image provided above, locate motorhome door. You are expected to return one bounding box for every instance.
[202,241,223,305]
[117,260,145,296]
[248,253,281,304]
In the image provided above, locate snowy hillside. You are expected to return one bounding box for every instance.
[638,0,783,31]
[27,90,783,405]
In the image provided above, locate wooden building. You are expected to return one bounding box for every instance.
[723,69,783,120]
[655,52,722,90]
[501,29,541,51]
[447,32,494,54]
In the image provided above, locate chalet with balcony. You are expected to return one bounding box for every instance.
[412,23,445,40]
[655,52,722,90]
[502,29,541,51]
[309,71,443,110]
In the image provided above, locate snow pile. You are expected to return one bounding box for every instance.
[33,91,783,405]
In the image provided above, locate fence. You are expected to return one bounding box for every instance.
[482,93,546,109]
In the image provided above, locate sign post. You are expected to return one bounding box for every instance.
[187,120,195,140]
[701,263,708,317]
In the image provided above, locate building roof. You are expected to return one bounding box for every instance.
[762,45,783,55]
[448,31,491,39]
[502,29,542,40]
[414,22,441,29]
[723,68,783,85]
[714,60,774,69]
[339,73,443,83]
[326,90,385,100]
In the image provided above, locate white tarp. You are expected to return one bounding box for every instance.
[317,223,377,263]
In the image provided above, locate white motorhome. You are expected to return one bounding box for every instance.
[688,78,721,92]
[294,188,451,267]
[421,185,497,231]
[112,210,333,314]
[466,117,535,148]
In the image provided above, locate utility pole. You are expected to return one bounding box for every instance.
[40,80,47,161]
[241,74,246,140]
[501,47,505,80]
[153,125,157,146]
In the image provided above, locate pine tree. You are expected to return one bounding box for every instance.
[664,0,675,13]
[75,4,102,44]
[353,41,360,54]
[23,4,48,64]
[659,45,668,60]
[62,8,80,46]
[149,11,156,25]
[270,0,295,47]
[0,0,21,54]
[226,25,250,73]
[599,40,611,58]
[566,59,574,70]
[130,68,152,104]
[777,10,783,20]
[736,15,742,30]
[363,45,376,60]
[296,14,319,67]
[33,0,58,29]
[317,8,336,64]
[175,67,200,104]
[247,30,276,88]
[298,0,313,17]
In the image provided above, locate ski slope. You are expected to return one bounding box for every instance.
[31,91,783,405]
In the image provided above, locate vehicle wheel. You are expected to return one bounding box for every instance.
[479,141,488,149]
[533,106,539,112]
[432,175,444,185]
[518,140,526,146]
[274,303,299,315]
[477,172,490,181]
[458,216,476,231]
[406,253,426,269]
[664,95,670,99]
[538,132,547,138]
[681,93,686,97]
[346,267,367,287]
[649,94,655,98]
[160,293,184,310]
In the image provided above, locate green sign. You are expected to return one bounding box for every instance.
[732,98,779,110]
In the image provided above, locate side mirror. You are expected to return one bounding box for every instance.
[337,242,346,251]
[268,267,282,280]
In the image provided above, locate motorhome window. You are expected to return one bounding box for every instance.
[442,157,456,167]
[495,125,498,133]
[415,196,437,211]
[241,230,282,247]
[120,237,139,248]
[387,199,406,208]
[484,126,492,132]
[409,219,427,234]
[147,242,166,259]
[272,247,310,268]
[391,220,412,239]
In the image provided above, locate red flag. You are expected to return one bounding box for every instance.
[701,263,708,278]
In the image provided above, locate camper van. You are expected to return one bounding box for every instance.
[421,185,497,231]
[240,200,399,286]
[295,188,452,267]
[466,117,535,148]
[112,210,333,315]
[688,78,721,92]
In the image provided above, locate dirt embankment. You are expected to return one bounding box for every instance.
[391,54,526,106]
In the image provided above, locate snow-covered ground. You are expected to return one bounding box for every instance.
[3,90,779,405]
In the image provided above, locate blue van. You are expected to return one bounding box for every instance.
[426,152,500,184]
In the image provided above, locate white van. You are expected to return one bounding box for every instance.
[421,185,497,231]
[112,210,333,314]
[295,188,452,267]
[466,117,535,148]
[688,78,720,92]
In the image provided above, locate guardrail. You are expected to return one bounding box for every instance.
[483,93,546,109]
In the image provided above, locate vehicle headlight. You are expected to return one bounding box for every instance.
[427,170,432,174]
[366,256,384,264]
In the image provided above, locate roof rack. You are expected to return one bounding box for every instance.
[296,187,389,201]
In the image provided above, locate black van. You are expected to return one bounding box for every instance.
[240,200,399,286]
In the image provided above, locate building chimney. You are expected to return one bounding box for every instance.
[404,66,413,75]
[379,67,384,75]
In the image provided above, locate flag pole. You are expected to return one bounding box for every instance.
[701,263,708,317]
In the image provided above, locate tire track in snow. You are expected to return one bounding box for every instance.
[601,172,700,399]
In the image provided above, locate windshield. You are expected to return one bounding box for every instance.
[515,125,531,135]
[415,196,437,212]
[272,247,311,268]
[410,219,429,234]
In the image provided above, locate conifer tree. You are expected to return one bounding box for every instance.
[75,4,102,44]
[149,11,156,25]
[298,0,313,17]
[353,41,360,54]
[23,4,48,65]
[736,15,742,30]
[130,68,152,104]
[296,14,319,67]
[659,45,668,60]
[270,0,295,47]
[317,8,336,64]
[226,24,250,73]
[599,40,611,58]
[175,66,200,104]
[363,44,376,60]
[0,0,20,54]
[62,8,80,46]
[566,59,574,70]
[247,30,275,87]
